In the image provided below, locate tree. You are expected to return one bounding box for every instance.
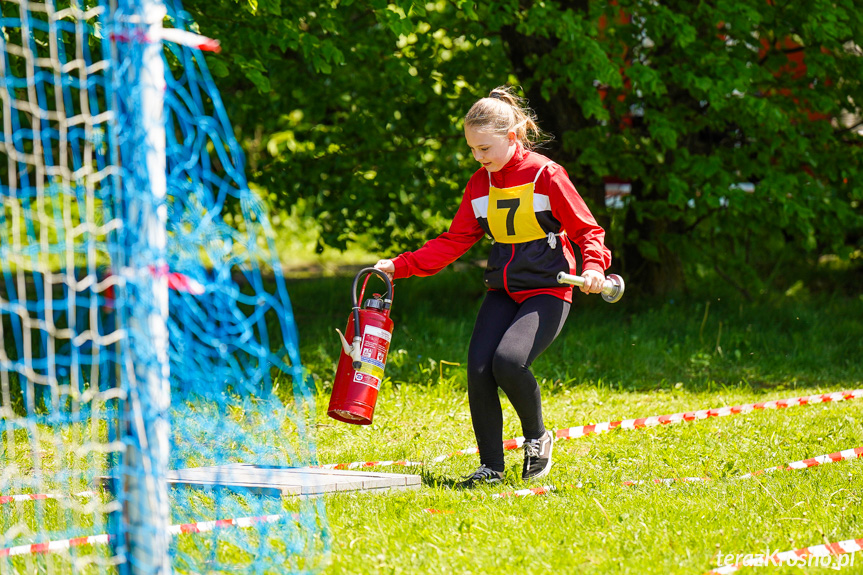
[184,0,863,296]
[499,0,863,297]
[180,0,508,254]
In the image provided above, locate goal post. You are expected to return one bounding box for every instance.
[113,0,172,572]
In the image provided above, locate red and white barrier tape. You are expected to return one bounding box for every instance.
[622,477,708,487]
[317,389,863,471]
[0,533,114,557]
[149,265,206,295]
[102,267,206,307]
[421,484,554,513]
[0,491,97,505]
[168,513,287,535]
[622,445,863,487]
[0,513,292,557]
[314,458,424,471]
[110,29,221,53]
[421,445,862,516]
[158,28,221,53]
[13,412,862,510]
[706,537,863,574]
[490,485,554,499]
[554,389,863,441]
[736,446,863,479]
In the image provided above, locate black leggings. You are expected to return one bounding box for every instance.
[466,291,570,472]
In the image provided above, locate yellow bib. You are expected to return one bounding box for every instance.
[487,180,547,244]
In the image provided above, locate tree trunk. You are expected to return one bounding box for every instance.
[622,180,686,297]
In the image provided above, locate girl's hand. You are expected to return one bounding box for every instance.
[580,269,605,294]
[374,259,395,281]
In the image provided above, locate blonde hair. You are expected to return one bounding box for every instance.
[464,86,548,149]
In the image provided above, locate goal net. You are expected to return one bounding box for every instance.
[1,1,325,572]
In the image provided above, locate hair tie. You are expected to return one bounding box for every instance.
[489,91,504,100]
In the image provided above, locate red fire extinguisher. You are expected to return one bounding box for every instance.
[328,267,394,425]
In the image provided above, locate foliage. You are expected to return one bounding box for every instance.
[180,0,506,255]
[576,0,863,297]
[179,0,863,295]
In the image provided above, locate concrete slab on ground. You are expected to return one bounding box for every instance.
[165,464,422,497]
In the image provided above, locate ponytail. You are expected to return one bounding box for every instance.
[464,86,549,150]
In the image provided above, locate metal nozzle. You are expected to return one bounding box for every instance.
[336,329,363,368]
[556,272,626,304]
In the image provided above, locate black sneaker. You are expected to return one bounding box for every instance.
[522,430,553,481]
[454,465,504,489]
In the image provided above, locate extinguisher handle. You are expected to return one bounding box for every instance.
[352,267,394,312]
[348,268,394,358]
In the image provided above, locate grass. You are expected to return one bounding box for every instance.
[3,266,862,574]
[290,265,863,391]
[311,382,862,574]
[287,266,863,574]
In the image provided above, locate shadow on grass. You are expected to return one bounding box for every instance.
[418,468,462,490]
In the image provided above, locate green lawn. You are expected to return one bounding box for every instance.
[311,382,862,574]
[3,267,862,574]
[290,267,863,574]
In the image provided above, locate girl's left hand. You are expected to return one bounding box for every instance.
[580,269,605,294]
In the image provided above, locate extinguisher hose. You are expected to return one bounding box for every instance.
[349,268,394,369]
[352,268,393,312]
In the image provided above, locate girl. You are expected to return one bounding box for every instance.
[375,86,612,487]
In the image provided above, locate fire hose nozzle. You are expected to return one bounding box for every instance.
[556,272,625,303]
[336,329,364,369]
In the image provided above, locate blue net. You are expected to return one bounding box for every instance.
[0,1,326,572]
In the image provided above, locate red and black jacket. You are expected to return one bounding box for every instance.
[392,145,611,303]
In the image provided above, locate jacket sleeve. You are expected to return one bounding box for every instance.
[391,186,485,279]
[544,165,612,274]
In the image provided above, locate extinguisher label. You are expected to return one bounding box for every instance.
[354,325,391,390]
